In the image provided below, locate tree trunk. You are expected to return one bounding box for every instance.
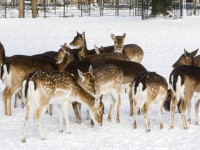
[32,0,38,18]
[193,0,196,15]
[18,0,24,18]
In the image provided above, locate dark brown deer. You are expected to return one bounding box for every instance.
[22,70,104,142]
[132,71,168,131]
[78,64,123,123]
[91,58,147,116]
[1,44,71,116]
[169,65,200,129]
[172,49,199,125]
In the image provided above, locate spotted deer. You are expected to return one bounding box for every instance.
[169,65,200,129]
[78,64,123,123]
[132,72,168,131]
[170,49,200,126]
[64,60,96,124]
[1,44,71,116]
[91,58,147,116]
[21,70,104,142]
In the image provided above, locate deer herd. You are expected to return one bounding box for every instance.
[0,31,199,142]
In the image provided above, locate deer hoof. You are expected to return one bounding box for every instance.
[116,118,120,123]
[160,124,163,129]
[195,121,199,125]
[137,110,141,115]
[188,119,191,124]
[146,129,151,132]
[107,117,111,122]
[77,120,81,124]
[41,138,46,141]
[133,124,137,129]
[14,105,17,108]
[45,111,48,114]
[59,130,63,133]
[170,126,174,129]
[49,113,52,116]
[22,138,26,143]
[67,132,71,134]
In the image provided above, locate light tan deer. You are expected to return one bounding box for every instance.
[110,33,144,63]
[169,65,200,129]
[21,70,104,142]
[1,43,71,116]
[171,49,200,125]
[132,71,168,131]
[91,58,147,116]
[94,45,105,54]
[78,64,123,123]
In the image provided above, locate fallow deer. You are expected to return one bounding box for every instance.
[82,48,129,62]
[172,49,199,125]
[110,33,144,63]
[132,71,168,131]
[78,64,123,123]
[64,60,96,123]
[70,32,144,63]
[1,44,71,116]
[169,65,200,129]
[90,58,147,116]
[21,70,104,142]
[94,45,105,54]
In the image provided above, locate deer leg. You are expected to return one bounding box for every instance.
[147,106,152,128]
[156,100,164,129]
[107,94,115,122]
[7,88,17,116]
[62,100,71,134]
[91,119,94,128]
[195,98,200,125]
[78,103,82,120]
[57,104,64,133]
[128,85,133,116]
[188,102,191,124]
[170,95,177,129]
[116,95,121,123]
[14,93,18,108]
[48,104,53,116]
[72,102,81,124]
[179,99,190,130]
[133,101,138,129]
[33,105,48,140]
[3,87,8,115]
[87,110,90,120]
[22,101,35,143]
[20,90,25,109]
[142,101,154,132]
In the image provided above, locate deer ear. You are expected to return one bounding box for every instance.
[82,32,85,39]
[78,69,83,79]
[110,34,115,40]
[184,49,189,59]
[95,96,100,106]
[191,49,199,57]
[76,31,79,35]
[94,45,99,54]
[122,33,126,38]
[100,94,103,101]
[88,65,93,73]
[100,46,104,50]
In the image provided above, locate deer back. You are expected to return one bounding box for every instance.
[33,51,58,63]
[0,42,6,65]
[91,58,147,85]
[82,53,129,62]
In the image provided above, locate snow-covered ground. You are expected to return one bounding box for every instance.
[0,16,200,149]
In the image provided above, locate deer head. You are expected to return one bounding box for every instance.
[78,65,96,95]
[110,33,126,53]
[172,49,198,68]
[94,45,105,55]
[55,43,70,64]
[70,31,85,48]
[91,94,104,125]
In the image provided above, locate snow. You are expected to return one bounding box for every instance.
[0,16,200,149]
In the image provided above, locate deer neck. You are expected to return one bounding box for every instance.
[80,39,90,57]
[57,55,71,71]
[76,85,95,109]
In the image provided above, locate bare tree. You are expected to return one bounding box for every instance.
[31,0,38,18]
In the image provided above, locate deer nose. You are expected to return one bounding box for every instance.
[118,48,122,51]
[94,92,96,94]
